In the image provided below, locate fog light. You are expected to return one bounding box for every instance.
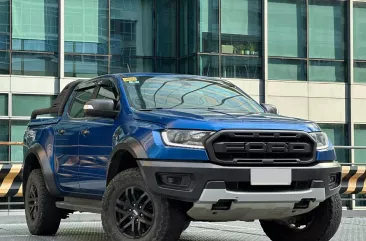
[156,173,192,189]
[329,175,336,184]
[167,176,182,185]
[329,173,340,189]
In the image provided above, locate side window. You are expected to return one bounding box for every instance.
[69,87,95,118]
[95,81,120,110]
[96,85,118,101]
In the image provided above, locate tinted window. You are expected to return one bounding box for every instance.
[69,87,95,118]
[96,86,118,101]
[96,83,120,110]
[122,76,264,113]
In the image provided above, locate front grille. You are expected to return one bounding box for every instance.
[205,130,316,165]
[226,181,312,192]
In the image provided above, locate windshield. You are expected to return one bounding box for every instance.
[121,75,265,113]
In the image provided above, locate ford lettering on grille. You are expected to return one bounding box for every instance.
[214,142,312,153]
[206,131,317,165]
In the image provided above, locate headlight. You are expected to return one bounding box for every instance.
[309,132,329,150]
[161,129,215,149]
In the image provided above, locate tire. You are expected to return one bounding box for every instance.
[24,169,62,235]
[182,221,191,232]
[102,168,187,241]
[260,193,342,241]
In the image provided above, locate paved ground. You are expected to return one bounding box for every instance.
[0,218,364,241]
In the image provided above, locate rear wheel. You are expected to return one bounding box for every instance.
[24,169,62,235]
[260,194,342,241]
[102,168,187,241]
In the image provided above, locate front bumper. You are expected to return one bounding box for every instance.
[138,161,341,203]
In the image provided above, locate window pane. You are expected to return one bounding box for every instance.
[354,61,366,83]
[222,56,261,79]
[309,60,345,82]
[268,59,306,81]
[221,0,262,56]
[0,0,9,33]
[268,0,306,58]
[65,55,108,77]
[356,194,366,207]
[341,194,351,209]
[0,51,9,74]
[354,2,366,60]
[200,55,219,77]
[0,120,9,162]
[355,124,366,164]
[179,0,197,57]
[179,56,197,75]
[110,56,153,73]
[156,0,176,57]
[65,0,108,54]
[9,197,24,209]
[0,34,10,50]
[10,120,27,162]
[0,0,9,50]
[69,88,95,118]
[309,0,346,59]
[200,0,219,53]
[12,0,58,52]
[110,0,153,56]
[12,95,55,116]
[318,124,349,163]
[12,52,58,76]
[156,59,176,73]
[96,86,118,101]
[0,94,8,116]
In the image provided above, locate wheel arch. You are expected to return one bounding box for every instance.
[23,144,60,196]
[106,137,148,185]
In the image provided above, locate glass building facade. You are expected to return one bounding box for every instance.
[0,0,365,209]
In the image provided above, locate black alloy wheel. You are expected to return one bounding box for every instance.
[28,184,39,221]
[115,186,154,238]
[102,168,187,241]
[24,169,62,235]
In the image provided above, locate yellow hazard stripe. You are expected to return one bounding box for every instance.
[15,183,23,197]
[344,166,366,194]
[0,164,22,197]
[342,166,350,179]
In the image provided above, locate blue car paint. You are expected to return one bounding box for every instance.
[23,73,337,198]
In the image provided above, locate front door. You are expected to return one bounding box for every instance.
[78,79,121,197]
[54,83,97,194]
[53,119,81,193]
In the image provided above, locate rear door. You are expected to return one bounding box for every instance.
[53,83,97,193]
[78,78,121,196]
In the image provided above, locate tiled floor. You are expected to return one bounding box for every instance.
[0,218,363,241]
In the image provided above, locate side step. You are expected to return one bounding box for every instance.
[56,197,102,214]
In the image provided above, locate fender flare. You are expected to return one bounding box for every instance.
[23,144,60,196]
[106,137,148,184]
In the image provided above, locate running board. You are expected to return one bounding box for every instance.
[56,197,102,214]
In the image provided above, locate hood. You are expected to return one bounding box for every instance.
[132,109,320,132]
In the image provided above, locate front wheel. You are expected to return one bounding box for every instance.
[101,168,187,241]
[260,194,342,241]
[24,169,62,235]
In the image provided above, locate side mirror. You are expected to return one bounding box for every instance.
[261,103,279,115]
[84,99,118,118]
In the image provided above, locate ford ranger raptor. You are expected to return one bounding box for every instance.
[22,73,342,241]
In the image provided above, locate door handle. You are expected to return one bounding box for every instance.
[81,129,90,136]
[58,129,65,135]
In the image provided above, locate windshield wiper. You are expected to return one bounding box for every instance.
[137,107,172,111]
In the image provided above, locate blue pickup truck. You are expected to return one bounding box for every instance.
[22,73,342,241]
